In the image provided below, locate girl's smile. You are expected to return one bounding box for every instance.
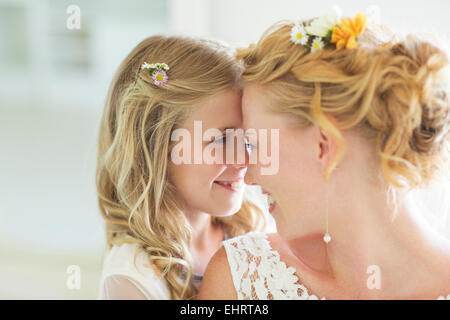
[214,179,245,192]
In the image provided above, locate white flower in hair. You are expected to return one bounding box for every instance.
[290,24,309,45]
[310,38,325,52]
[305,6,342,37]
[141,62,151,69]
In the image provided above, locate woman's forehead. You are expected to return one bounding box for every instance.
[242,85,274,126]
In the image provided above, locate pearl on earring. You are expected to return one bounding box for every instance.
[323,233,331,243]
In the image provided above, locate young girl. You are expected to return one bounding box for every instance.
[96,35,266,300]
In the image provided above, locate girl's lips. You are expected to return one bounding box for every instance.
[214,180,244,192]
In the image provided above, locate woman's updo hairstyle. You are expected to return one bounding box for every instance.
[237,20,450,190]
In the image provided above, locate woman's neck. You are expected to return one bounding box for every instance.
[286,190,450,299]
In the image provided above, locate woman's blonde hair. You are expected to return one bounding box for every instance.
[96,35,266,299]
[236,21,450,194]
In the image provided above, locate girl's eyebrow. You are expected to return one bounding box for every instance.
[203,126,238,143]
[217,126,238,132]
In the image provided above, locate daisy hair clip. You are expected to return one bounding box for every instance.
[290,6,367,52]
[140,62,170,86]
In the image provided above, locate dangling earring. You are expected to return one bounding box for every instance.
[323,186,331,244]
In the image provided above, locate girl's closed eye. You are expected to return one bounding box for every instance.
[212,130,236,144]
[213,135,227,144]
[213,133,255,151]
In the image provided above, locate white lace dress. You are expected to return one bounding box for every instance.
[222,231,450,300]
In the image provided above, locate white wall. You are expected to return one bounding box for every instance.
[207,0,450,46]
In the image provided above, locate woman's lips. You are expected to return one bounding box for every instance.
[267,194,277,214]
[214,179,244,192]
[262,189,277,214]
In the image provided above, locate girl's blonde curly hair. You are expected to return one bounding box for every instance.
[96,35,266,300]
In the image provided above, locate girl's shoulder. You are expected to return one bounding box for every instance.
[102,241,162,278]
[98,240,171,299]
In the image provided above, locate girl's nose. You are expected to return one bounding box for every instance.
[229,132,250,169]
[244,168,256,186]
[243,147,257,186]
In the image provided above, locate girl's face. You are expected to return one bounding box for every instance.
[242,84,329,240]
[168,89,249,218]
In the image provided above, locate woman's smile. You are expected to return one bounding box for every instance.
[262,189,277,214]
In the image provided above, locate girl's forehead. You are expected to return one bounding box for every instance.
[181,90,243,130]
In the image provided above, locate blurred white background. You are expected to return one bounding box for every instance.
[0,0,449,299]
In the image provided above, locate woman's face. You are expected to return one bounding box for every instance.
[242,83,329,240]
[168,89,249,218]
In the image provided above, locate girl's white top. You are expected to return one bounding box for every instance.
[98,241,170,299]
[222,231,450,300]
[97,235,202,300]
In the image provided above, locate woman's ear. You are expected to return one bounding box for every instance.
[315,125,338,170]
[318,129,326,160]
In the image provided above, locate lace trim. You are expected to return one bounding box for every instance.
[223,231,325,300]
[224,232,449,300]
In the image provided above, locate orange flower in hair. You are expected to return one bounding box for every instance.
[331,12,367,49]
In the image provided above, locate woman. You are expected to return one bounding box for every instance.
[198,12,450,299]
[96,35,266,300]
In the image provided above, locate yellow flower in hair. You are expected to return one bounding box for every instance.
[331,12,367,49]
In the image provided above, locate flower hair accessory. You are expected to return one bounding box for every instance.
[141,62,170,86]
[290,7,367,52]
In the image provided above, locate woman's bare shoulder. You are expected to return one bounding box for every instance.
[265,232,285,249]
[197,232,287,300]
[197,246,237,300]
